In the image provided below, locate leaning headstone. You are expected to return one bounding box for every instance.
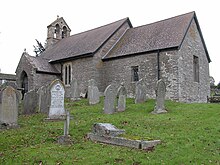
[88,79,100,105]
[87,123,161,150]
[151,79,167,114]
[135,79,147,104]
[23,89,39,114]
[37,85,50,114]
[92,123,125,137]
[103,84,117,114]
[70,78,80,101]
[116,83,127,112]
[0,86,18,128]
[47,79,66,120]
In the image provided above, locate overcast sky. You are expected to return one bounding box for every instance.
[0,0,219,83]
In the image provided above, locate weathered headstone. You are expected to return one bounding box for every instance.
[47,79,66,120]
[70,78,80,101]
[92,123,125,136]
[0,86,18,128]
[88,79,100,105]
[151,79,167,114]
[0,81,17,91]
[103,84,117,114]
[116,83,127,112]
[37,85,50,113]
[135,79,147,104]
[23,89,39,114]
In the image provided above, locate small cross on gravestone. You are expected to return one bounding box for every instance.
[57,110,72,145]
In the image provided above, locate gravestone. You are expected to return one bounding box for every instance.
[151,79,167,114]
[116,83,127,112]
[70,78,80,101]
[37,85,50,113]
[103,84,117,114]
[0,86,18,128]
[0,82,17,91]
[92,123,125,136]
[88,79,100,105]
[47,79,66,120]
[135,79,147,104]
[23,89,39,114]
[88,123,161,150]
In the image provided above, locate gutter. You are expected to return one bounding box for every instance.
[157,50,160,80]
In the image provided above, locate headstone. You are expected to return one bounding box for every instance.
[0,81,17,91]
[116,83,127,112]
[48,79,65,120]
[88,79,100,105]
[151,79,167,114]
[70,78,80,101]
[135,79,147,104]
[37,85,50,113]
[23,89,39,114]
[103,84,117,114]
[92,123,125,137]
[0,86,18,128]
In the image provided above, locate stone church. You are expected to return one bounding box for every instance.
[16,11,211,103]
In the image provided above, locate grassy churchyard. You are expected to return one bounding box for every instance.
[0,98,220,164]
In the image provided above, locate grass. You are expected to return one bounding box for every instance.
[0,98,220,164]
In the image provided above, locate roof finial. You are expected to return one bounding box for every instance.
[57,15,59,19]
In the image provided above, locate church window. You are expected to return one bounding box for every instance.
[62,26,67,38]
[193,55,199,82]
[63,63,72,85]
[68,65,71,84]
[55,24,60,38]
[131,66,139,82]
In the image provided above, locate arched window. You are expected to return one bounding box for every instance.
[68,65,71,84]
[55,24,60,38]
[20,71,28,99]
[63,63,72,85]
[62,26,67,38]
[65,66,68,85]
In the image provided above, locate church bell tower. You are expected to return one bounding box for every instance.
[46,16,71,49]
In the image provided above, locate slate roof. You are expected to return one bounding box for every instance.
[103,12,210,62]
[24,53,60,74]
[41,18,131,63]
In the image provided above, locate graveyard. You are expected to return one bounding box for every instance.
[0,97,219,164]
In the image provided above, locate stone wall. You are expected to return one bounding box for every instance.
[177,19,210,103]
[159,50,179,101]
[16,54,35,90]
[102,53,158,98]
[33,72,59,90]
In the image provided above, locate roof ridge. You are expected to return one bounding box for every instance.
[132,11,195,30]
[69,17,129,37]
